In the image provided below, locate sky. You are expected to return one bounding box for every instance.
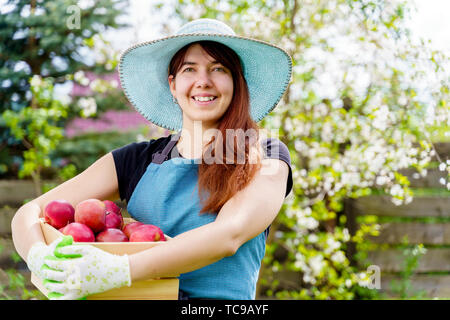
[104,0,450,53]
[406,0,450,52]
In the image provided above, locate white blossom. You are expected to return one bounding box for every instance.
[342,228,351,242]
[331,251,346,264]
[308,234,319,243]
[30,75,43,87]
[376,175,389,186]
[345,279,353,288]
[297,216,319,230]
[136,133,146,142]
[303,273,316,284]
[74,71,90,86]
[389,184,402,197]
[309,255,325,276]
[325,237,341,254]
[357,272,370,287]
[78,97,97,117]
[372,105,390,131]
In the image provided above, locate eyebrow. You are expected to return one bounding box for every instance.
[181,61,221,67]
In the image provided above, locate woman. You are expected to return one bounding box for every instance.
[11,18,293,300]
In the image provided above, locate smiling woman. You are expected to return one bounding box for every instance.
[12,18,294,301]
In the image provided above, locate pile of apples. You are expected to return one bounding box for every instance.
[44,199,166,243]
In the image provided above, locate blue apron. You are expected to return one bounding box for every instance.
[127,131,267,299]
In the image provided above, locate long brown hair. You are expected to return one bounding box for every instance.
[168,41,262,214]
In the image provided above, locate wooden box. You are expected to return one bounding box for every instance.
[31,218,179,300]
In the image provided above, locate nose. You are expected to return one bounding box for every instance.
[195,70,213,88]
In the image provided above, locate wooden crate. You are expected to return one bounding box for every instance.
[31,218,179,300]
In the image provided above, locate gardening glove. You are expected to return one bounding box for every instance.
[26,235,73,280]
[41,240,131,300]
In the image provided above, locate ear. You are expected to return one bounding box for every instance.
[168,75,176,96]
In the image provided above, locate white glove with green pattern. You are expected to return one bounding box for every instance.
[41,238,131,300]
[26,236,69,280]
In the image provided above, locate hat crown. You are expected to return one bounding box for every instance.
[175,18,236,36]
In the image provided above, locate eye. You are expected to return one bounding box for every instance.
[213,67,225,72]
[183,67,194,72]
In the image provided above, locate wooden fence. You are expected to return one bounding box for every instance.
[345,193,450,298]
[344,143,450,299]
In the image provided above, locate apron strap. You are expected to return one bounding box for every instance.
[151,131,182,164]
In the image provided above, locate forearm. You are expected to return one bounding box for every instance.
[11,201,46,261]
[128,221,237,282]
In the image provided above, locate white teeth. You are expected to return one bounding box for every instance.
[194,96,216,102]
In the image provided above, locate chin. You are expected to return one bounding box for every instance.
[185,110,226,122]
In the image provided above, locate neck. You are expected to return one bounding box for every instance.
[177,120,219,159]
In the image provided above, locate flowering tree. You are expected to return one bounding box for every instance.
[155,0,450,299]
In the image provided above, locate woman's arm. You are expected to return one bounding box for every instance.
[128,158,289,281]
[11,152,120,261]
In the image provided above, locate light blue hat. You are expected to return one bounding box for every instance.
[118,18,292,131]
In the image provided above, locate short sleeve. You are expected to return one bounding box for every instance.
[261,138,293,198]
[111,141,153,203]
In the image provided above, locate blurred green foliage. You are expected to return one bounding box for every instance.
[52,126,154,174]
[2,76,69,196]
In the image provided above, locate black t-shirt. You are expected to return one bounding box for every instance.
[112,134,293,205]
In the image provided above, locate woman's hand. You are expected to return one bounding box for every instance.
[41,242,131,300]
[26,235,73,280]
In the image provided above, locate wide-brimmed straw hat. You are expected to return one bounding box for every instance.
[118,18,292,131]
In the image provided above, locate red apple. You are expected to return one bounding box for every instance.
[122,221,144,238]
[44,200,75,229]
[74,199,107,233]
[104,200,121,216]
[105,211,123,229]
[62,222,95,242]
[96,228,129,242]
[129,224,166,242]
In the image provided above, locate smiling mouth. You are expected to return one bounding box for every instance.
[191,96,218,104]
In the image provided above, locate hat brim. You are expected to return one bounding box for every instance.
[119,33,292,131]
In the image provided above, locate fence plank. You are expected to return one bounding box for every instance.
[398,168,448,188]
[366,248,450,273]
[380,274,450,298]
[368,222,450,245]
[434,142,450,161]
[0,180,41,206]
[352,195,450,217]
[0,207,16,236]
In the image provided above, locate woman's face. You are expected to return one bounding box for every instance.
[168,44,234,128]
